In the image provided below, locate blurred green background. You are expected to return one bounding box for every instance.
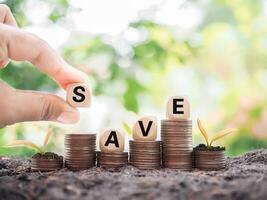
[0,0,267,157]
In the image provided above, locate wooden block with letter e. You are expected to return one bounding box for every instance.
[166,96,190,119]
[99,129,125,152]
[67,83,91,107]
[133,116,157,141]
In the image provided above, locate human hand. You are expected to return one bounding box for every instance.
[0,4,88,127]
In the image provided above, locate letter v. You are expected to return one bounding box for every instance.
[138,120,153,137]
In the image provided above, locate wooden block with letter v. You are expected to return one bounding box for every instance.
[67,83,91,107]
[133,116,157,141]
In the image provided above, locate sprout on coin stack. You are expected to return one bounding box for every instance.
[129,116,161,170]
[5,128,63,172]
[161,96,193,170]
[64,133,96,171]
[97,129,128,169]
[194,118,238,170]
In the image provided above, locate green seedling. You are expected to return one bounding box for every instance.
[4,127,53,155]
[197,118,238,148]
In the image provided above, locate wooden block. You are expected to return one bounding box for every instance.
[133,116,157,141]
[166,96,190,119]
[99,129,125,152]
[67,83,91,107]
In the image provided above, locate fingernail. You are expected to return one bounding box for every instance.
[57,111,79,124]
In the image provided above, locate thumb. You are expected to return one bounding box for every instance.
[4,89,79,126]
[0,58,9,68]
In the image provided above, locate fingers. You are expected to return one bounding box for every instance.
[0,81,79,127]
[0,4,86,88]
[0,6,86,89]
[0,23,87,89]
[15,90,80,124]
[0,58,9,68]
[0,4,16,68]
[0,4,17,26]
[0,37,9,68]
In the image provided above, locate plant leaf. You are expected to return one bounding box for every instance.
[197,118,209,147]
[122,121,132,136]
[210,128,238,146]
[4,140,42,153]
[43,127,53,146]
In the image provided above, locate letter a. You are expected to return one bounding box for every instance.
[104,131,119,148]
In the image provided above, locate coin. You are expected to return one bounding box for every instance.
[31,158,63,172]
[65,133,96,137]
[97,151,128,169]
[161,119,193,170]
[194,149,225,170]
[129,140,161,170]
[64,133,96,171]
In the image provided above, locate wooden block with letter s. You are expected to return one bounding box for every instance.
[67,83,91,107]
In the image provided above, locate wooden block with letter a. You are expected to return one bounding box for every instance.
[99,129,125,152]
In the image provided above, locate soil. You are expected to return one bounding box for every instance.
[194,143,225,151]
[0,149,267,200]
[32,152,63,160]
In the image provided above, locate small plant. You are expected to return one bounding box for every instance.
[5,127,53,155]
[5,127,63,171]
[197,118,238,150]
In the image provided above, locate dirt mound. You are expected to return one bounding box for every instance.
[0,149,267,200]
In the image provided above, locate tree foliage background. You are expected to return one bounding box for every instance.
[0,0,267,157]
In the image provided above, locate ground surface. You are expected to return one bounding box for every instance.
[0,149,267,200]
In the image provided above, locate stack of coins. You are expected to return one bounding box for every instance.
[31,157,63,172]
[129,140,161,169]
[97,151,128,169]
[194,150,225,170]
[98,129,127,169]
[161,119,193,170]
[64,134,96,171]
